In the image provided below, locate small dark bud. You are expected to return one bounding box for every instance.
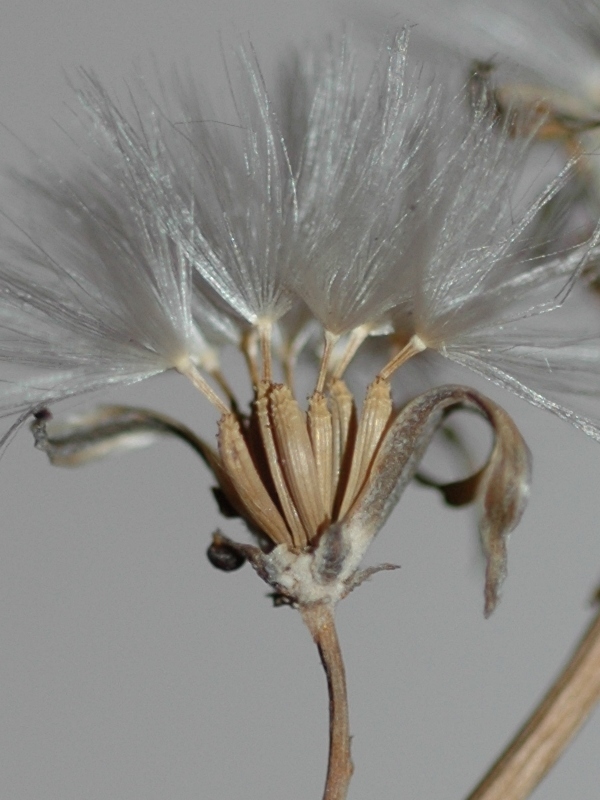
[206,539,246,572]
[33,408,52,422]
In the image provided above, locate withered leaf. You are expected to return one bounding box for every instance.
[342,385,531,616]
[31,405,214,467]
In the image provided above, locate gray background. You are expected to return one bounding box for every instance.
[1,1,600,798]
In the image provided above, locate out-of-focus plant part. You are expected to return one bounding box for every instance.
[467,601,600,800]
[362,0,600,228]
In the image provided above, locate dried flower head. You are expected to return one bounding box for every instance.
[3,31,600,798]
[2,31,600,610]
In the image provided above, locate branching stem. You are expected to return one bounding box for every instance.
[378,333,426,381]
[316,331,339,394]
[331,326,369,381]
[178,363,229,415]
[467,605,600,800]
[301,603,353,800]
[259,320,273,383]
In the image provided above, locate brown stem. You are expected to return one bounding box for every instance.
[301,603,354,800]
[467,605,600,800]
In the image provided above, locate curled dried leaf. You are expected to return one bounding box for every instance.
[342,385,531,615]
[474,401,531,617]
[31,405,214,467]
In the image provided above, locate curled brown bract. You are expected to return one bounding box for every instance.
[344,385,531,616]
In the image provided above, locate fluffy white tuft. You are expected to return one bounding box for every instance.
[0,75,224,416]
[156,48,298,327]
[2,29,600,444]
[282,33,440,335]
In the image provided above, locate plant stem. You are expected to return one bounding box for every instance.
[301,603,354,800]
[467,605,600,800]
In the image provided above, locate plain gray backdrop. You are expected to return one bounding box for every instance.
[1,1,600,799]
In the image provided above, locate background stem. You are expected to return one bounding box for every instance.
[467,605,600,800]
[302,604,354,800]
